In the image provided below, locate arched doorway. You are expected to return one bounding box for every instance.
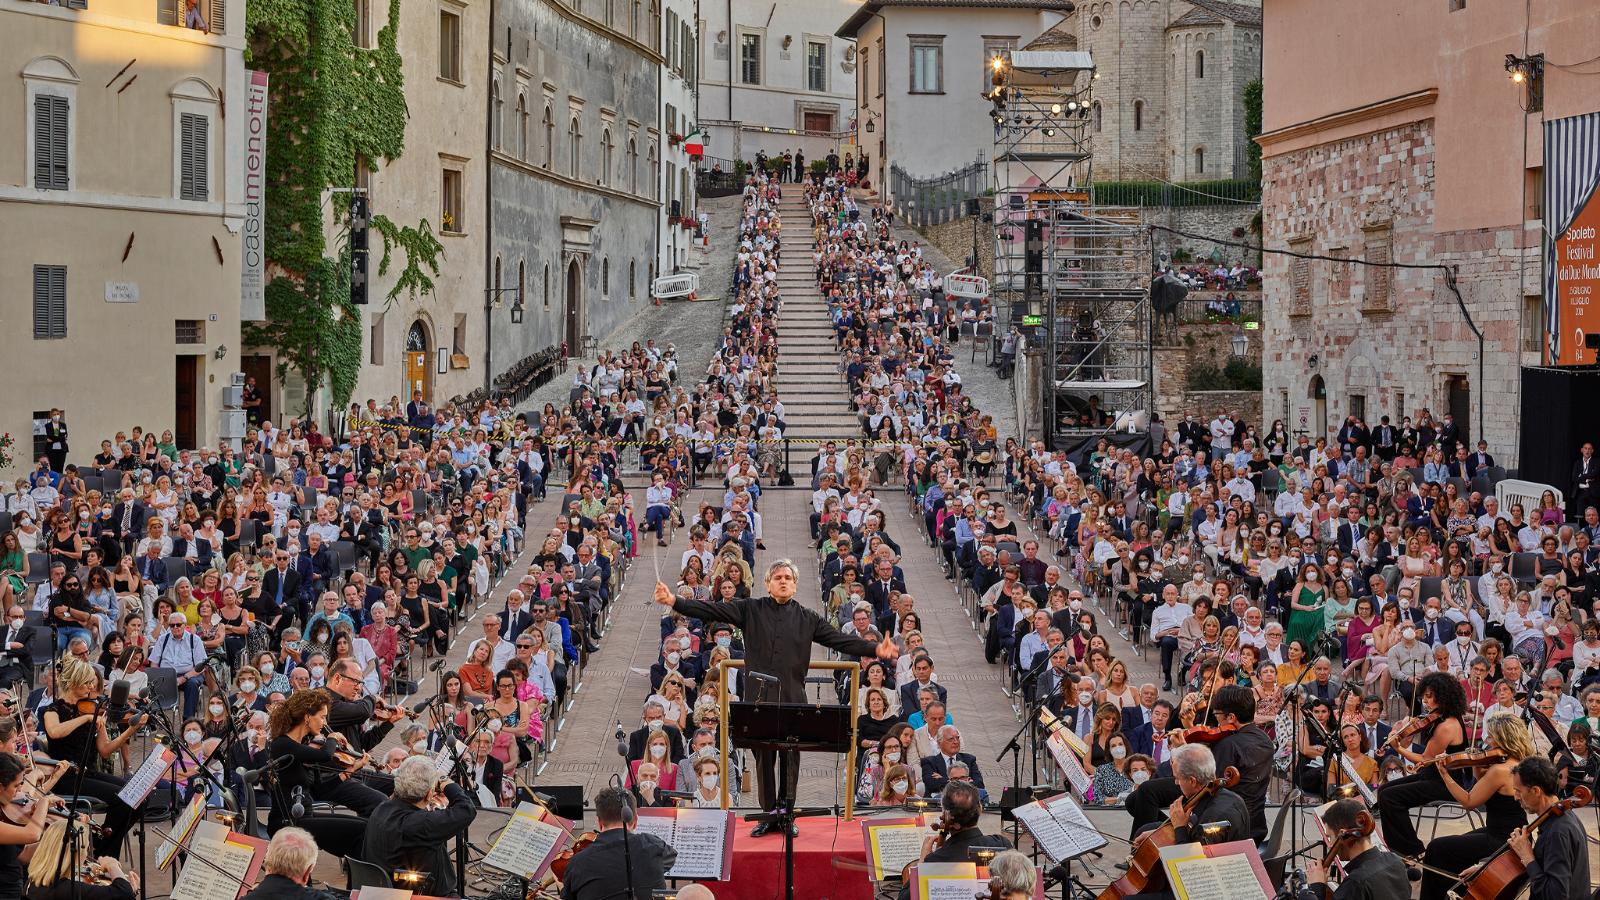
[1308,374,1327,439]
[565,259,583,354]
[405,320,432,403]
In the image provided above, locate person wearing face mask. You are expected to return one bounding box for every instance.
[625,700,687,763]
[688,755,725,808]
[169,716,225,806]
[1388,622,1433,708]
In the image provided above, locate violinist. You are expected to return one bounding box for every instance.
[0,752,49,900]
[1500,756,1589,900]
[40,660,143,856]
[1374,670,1468,861]
[1304,799,1409,900]
[558,786,675,900]
[23,817,136,900]
[360,756,477,898]
[320,659,405,752]
[265,690,383,859]
[895,781,1008,900]
[1126,685,1272,841]
[1419,716,1531,900]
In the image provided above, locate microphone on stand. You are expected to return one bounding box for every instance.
[615,721,628,758]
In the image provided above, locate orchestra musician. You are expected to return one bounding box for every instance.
[1125,685,1272,841]
[40,660,145,855]
[1498,757,1589,900]
[1304,798,1410,900]
[1155,743,1251,845]
[0,752,49,900]
[240,827,343,900]
[23,817,137,900]
[361,756,477,898]
[1374,671,1468,862]
[558,786,675,900]
[266,690,385,858]
[895,781,1009,900]
[320,658,406,752]
[1419,716,1532,900]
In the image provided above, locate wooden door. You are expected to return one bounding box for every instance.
[175,355,198,450]
[565,260,583,353]
[404,351,430,402]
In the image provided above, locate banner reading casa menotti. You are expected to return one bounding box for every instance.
[1543,110,1600,366]
[242,70,268,322]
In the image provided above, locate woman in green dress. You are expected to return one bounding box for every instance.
[1285,562,1329,651]
[0,531,27,607]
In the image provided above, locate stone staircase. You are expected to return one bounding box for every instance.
[774,194,859,445]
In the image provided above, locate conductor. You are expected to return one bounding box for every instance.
[653,559,898,836]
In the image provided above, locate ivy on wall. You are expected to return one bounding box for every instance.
[243,0,444,415]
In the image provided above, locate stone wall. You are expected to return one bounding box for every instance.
[1153,320,1262,425]
[913,197,995,278]
[1180,390,1263,426]
[1260,118,1533,465]
[1148,203,1261,267]
[1165,22,1261,180]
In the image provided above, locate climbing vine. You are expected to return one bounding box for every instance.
[242,0,444,415]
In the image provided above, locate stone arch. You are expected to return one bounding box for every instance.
[23,56,79,84]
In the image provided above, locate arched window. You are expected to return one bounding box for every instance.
[569,116,581,177]
[1195,50,1205,78]
[603,258,610,295]
[1133,100,1143,131]
[516,93,528,159]
[1194,147,1205,173]
[648,142,658,200]
[491,80,502,149]
[543,263,551,307]
[629,260,636,301]
[601,128,613,186]
[1092,101,1102,133]
[517,260,526,311]
[628,138,638,193]
[542,105,554,168]
[406,321,429,352]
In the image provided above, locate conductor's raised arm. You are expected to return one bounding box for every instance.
[654,580,747,628]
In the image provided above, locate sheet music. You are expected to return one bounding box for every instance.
[352,889,412,900]
[864,820,927,880]
[630,811,677,847]
[665,808,730,880]
[171,821,255,900]
[1169,853,1269,900]
[1044,732,1092,796]
[1012,793,1106,864]
[1337,755,1377,806]
[482,804,568,879]
[433,741,467,776]
[915,862,985,900]
[119,748,175,807]
[156,793,209,871]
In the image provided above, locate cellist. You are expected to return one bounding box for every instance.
[1373,671,1467,863]
[1125,684,1272,841]
[1497,757,1588,900]
[1304,799,1410,900]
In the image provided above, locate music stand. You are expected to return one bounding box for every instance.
[727,701,850,900]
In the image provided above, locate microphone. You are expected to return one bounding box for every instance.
[615,721,628,758]
[746,671,779,685]
[429,659,446,673]
[108,679,131,710]
[290,786,307,820]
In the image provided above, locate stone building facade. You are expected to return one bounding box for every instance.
[489,0,662,373]
[1069,0,1260,181]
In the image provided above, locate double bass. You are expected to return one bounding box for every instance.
[1097,766,1240,899]
[1446,785,1591,900]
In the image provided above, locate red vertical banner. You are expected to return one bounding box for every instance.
[1554,186,1600,365]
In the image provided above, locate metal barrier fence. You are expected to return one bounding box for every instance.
[889,154,987,227]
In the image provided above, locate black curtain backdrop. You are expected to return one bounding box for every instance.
[1517,366,1600,490]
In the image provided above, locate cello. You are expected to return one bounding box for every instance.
[1096,766,1240,900]
[1445,784,1590,900]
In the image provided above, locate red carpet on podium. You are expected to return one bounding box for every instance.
[702,816,874,900]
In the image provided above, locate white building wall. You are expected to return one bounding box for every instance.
[661,0,699,273]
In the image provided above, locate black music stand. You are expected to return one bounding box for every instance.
[728,701,850,900]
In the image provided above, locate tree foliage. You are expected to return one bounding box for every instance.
[1244,78,1264,184]
[242,0,443,415]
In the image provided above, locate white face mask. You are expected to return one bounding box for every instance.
[1069,600,1082,611]
[1111,746,1127,759]
[7,619,20,629]
[1425,609,1439,620]
[1078,691,1094,707]
[244,729,258,744]
[1386,770,1404,782]
[310,665,325,680]
[1138,560,1149,570]
[716,636,731,650]
[666,652,680,665]
[646,719,663,731]
[1131,770,1151,784]
[208,703,224,716]
[1491,562,1504,573]
[649,744,666,759]
[1305,571,1319,582]
[700,774,718,791]
[412,739,429,753]
[239,680,256,694]
[488,719,504,734]
[1402,628,1417,641]
[184,730,202,745]
[884,751,902,764]
[1178,555,1190,565]
[891,780,909,795]
[1192,573,1204,583]
[1458,635,1472,645]
[260,663,274,676]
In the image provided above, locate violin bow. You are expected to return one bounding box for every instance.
[1196,627,1241,727]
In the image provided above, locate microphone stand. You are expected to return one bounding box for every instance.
[1277,660,1319,900]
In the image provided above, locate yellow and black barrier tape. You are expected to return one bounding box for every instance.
[343,417,954,448]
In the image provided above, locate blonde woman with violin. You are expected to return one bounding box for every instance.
[1417,715,1532,900]
[40,660,144,856]
[24,816,135,900]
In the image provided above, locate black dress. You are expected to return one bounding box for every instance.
[1374,718,1467,857]
[266,733,381,859]
[25,876,135,900]
[43,700,135,856]
[1418,788,1526,900]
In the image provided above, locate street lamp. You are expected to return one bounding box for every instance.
[1230,332,1248,357]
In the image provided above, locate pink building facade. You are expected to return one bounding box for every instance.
[1257,0,1600,465]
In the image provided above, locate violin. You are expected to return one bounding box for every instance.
[1097,766,1240,900]
[1,761,71,826]
[1448,785,1590,900]
[1315,809,1378,896]
[74,698,100,717]
[545,830,597,881]
[1179,722,1238,745]
[373,697,421,722]
[1418,747,1507,770]
[1385,711,1439,748]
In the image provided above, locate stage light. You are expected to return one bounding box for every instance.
[1067,100,1079,111]
[1332,783,1361,799]
[902,797,938,813]
[1050,103,1062,115]
[395,870,426,886]
[1512,69,1524,83]
[1042,128,1056,137]
[969,848,999,865]
[992,56,1005,72]
[1198,822,1231,844]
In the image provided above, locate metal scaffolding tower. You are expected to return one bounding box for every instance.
[989,49,1155,448]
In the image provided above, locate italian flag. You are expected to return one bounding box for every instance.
[683,129,704,157]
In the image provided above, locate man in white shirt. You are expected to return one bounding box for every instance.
[810,474,841,539]
[1149,584,1193,692]
[1210,413,1235,452]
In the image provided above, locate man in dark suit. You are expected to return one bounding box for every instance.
[558,787,675,900]
[919,725,986,799]
[876,593,915,638]
[257,549,302,634]
[897,654,947,714]
[109,487,151,556]
[626,702,686,764]
[895,782,1008,900]
[1125,701,1175,767]
[1335,506,1364,556]
[1357,696,1393,761]
[0,606,36,689]
[1572,441,1598,521]
[42,410,68,473]
[863,559,905,617]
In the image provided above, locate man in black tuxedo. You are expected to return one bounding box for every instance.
[895,782,1008,900]
[919,725,985,797]
[0,606,35,689]
[863,559,905,617]
[626,701,686,764]
[257,549,302,633]
[109,487,151,556]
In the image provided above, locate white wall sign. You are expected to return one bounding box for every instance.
[104,281,140,303]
